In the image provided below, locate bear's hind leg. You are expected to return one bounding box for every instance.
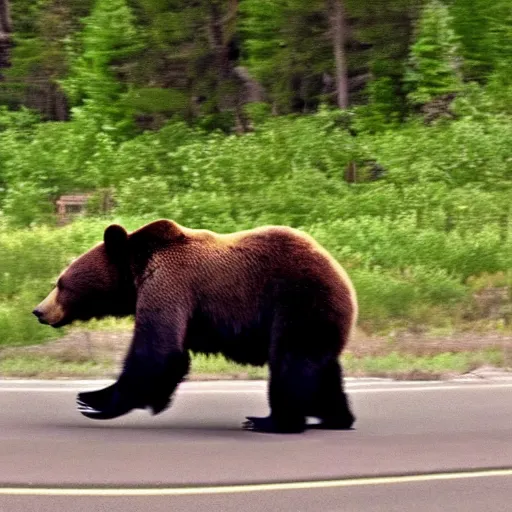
[309,359,355,430]
[243,356,315,434]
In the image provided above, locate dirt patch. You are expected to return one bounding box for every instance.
[1,330,132,367]
[348,329,512,357]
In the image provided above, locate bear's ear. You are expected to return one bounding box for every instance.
[104,224,128,263]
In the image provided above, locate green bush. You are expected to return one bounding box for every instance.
[0,284,61,347]
[0,106,40,132]
[1,182,56,228]
[350,265,466,325]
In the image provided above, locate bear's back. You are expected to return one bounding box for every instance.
[182,224,331,278]
[143,222,352,297]
[174,224,355,315]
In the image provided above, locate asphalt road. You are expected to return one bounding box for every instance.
[1,377,512,511]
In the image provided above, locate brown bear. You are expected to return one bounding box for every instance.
[33,219,358,434]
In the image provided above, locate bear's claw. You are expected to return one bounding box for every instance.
[76,388,136,420]
[76,394,119,420]
[76,399,101,415]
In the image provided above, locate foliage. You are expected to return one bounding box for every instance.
[2,0,94,116]
[1,182,55,227]
[405,0,462,107]
[352,77,402,133]
[240,0,334,112]
[0,101,510,342]
[4,0,512,124]
[0,0,511,346]
[449,0,488,80]
[483,1,512,115]
[60,0,142,133]
[0,106,40,132]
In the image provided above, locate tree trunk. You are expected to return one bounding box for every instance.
[326,0,348,109]
[207,0,250,132]
[0,0,12,77]
[208,1,231,91]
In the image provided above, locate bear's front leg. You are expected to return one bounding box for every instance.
[76,357,188,420]
[77,381,142,420]
[77,311,190,420]
[76,351,189,420]
[77,360,157,420]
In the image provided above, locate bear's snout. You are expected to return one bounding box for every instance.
[32,308,48,324]
[33,288,65,327]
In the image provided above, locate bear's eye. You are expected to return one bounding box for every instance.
[57,279,65,291]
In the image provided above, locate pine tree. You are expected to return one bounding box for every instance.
[405,0,462,108]
[485,0,512,113]
[241,0,343,113]
[60,0,141,129]
[450,0,492,81]
[347,0,420,122]
[238,0,282,88]
[485,0,512,83]
[131,0,245,130]
[2,0,93,118]
[353,76,402,133]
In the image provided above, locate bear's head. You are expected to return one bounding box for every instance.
[33,224,137,328]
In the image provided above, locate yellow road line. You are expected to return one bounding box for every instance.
[1,469,512,496]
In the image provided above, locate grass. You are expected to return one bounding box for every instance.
[0,355,114,379]
[342,349,509,380]
[1,328,511,380]
[1,350,509,381]
[190,354,268,380]
[0,353,269,380]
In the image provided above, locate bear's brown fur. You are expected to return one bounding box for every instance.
[34,219,358,433]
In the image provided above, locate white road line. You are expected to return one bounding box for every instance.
[1,383,512,393]
[349,383,512,393]
[1,469,511,496]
